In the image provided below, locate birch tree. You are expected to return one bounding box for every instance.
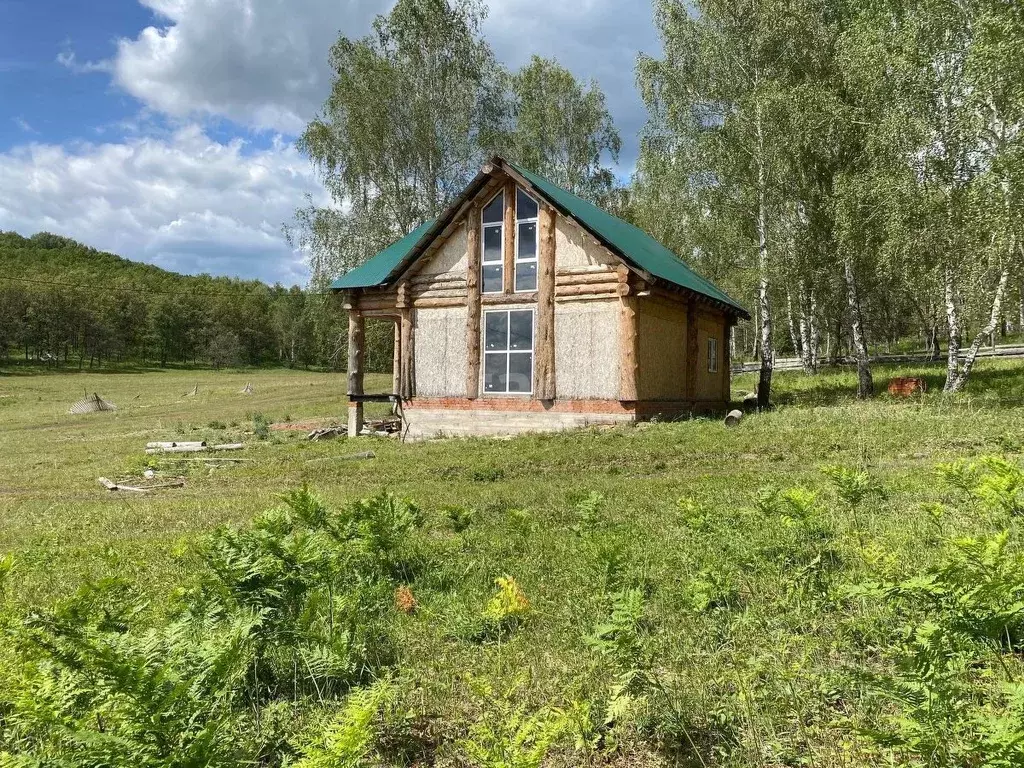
[295,0,503,287]
[636,0,800,407]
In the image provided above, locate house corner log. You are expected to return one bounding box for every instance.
[347,308,365,436]
[398,282,415,401]
[466,204,481,399]
[535,203,556,400]
[618,266,639,402]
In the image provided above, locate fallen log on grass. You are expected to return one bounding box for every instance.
[145,442,243,454]
[98,477,185,493]
[724,410,744,427]
[146,441,207,449]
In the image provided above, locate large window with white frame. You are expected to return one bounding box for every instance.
[481,191,504,294]
[483,309,534,394]
[514,189,539,292]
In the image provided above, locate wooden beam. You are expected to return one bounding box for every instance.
[481,293,537,306]
[619,295,639,402]
[555,271,619,286]
[347,310,365,397]
[467,203,481,399]
[535,203,556,400]
[503,180,516,294]
[392,320,401,396]
[412,298,466,309]
[347,310,365,435]
[556,283,620,298]
[400,307,415,400]
[685,299,699,401]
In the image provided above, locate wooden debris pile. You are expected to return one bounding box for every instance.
[308,426,346,442]
[363,417,402,437]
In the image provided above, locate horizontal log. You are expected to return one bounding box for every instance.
[555,283,620,297]
[211,443,244,451]
[557,265,617,276]
[481,292,538,305]
[146,441,206,449]
[413,298,466,309]
[146,445,207,454]
[555,293,625,304]
[411,289,467,301]
[555,271,618,286]
[410,273,467,286]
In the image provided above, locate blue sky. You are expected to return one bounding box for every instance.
[0,0,660,286]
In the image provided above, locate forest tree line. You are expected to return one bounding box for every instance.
[295,0,1024,402]
[0,231,393,371]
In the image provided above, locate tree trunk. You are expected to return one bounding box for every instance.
[946,255,1013,394]
[755,189,773,407]
[786,289,801,359]
[843,255,873,398]
[942,265,962,393]
[798,280,818,374]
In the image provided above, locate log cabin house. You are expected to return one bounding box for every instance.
[332,157,749,439]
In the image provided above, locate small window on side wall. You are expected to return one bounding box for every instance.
[708,337,719,374]
[481,191,504,294]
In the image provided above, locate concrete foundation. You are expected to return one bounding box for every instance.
[403,405,635,439]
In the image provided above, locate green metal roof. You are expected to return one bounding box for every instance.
[330,160,747,317]
[506,161,747,315]
[330,220,436,290]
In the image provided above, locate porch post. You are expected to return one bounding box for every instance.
[392,319,401,396]
[347,309,365,436]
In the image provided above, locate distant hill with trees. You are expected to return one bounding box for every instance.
[0,231,354,370]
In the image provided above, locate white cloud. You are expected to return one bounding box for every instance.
[56,50,113,75]
[112,0,390,134]
[0,127,328,285]
[107,0,659,164]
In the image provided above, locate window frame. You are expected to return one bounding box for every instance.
[707,337,719,374]
[482,308,535,396]
[480,190,505,295]
[514,188,540,293]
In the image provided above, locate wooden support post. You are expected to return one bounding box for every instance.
[618,266,638,402]
[685,299,699,401]
[535,203,556,400]
[466,207,481,398]
[392,319,401,396]
[347,309,365,436]
[400,308,415,400]
[503,181,516,294]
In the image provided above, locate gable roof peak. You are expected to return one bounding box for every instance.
[332,159,749,319]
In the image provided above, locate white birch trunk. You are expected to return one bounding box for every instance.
[786,289,801,359]
[946,252,1014,393]
[943,265,962,392]
[843,255,873,398]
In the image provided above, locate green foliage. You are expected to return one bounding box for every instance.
[0,231,344,370]
[458,679,568,768]
[444,505,476,533]
[0,489,420,766]
[293,680,397,768]
[251,412,271,441]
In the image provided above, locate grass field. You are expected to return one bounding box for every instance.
[2,361,1024,766]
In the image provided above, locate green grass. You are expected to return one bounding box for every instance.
[2,360,1024,765]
